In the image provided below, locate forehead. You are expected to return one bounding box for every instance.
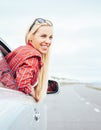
[37,26,53,34]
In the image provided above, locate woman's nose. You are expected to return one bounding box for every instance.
[45,38,51,46]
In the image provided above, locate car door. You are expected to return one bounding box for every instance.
[0,87,47,130]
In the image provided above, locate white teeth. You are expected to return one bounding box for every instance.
[42,46,48,49]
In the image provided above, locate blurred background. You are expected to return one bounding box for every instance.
[0,0,101,83]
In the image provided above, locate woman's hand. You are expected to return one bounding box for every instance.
[30,86,39,102]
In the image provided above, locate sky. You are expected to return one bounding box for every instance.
[0,0,101,82]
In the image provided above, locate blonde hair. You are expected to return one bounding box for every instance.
[25,18,53,101]
[35,49,50,101]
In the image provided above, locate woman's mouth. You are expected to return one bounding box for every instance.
[41,45,48,50]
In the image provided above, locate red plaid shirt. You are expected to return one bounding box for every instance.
[5,45,43,94]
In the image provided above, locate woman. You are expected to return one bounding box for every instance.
[5,18,53,102]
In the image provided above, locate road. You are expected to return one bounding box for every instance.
[45,83,101,130]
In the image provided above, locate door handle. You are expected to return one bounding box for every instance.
[33,108,40,122]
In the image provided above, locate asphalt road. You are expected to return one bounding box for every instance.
[45,83,101,130]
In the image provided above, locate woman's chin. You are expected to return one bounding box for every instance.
[40,49,48,54]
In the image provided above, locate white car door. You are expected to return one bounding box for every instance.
[0,87,47,130]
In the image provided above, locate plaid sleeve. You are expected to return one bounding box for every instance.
[15,57,40,94]
[0,57,16,89]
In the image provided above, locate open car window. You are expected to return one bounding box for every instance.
[0,50,16,90]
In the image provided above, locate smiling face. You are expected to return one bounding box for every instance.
[29,25,53,54]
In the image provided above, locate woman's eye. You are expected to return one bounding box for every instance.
[50,36,53,40]
[41,34,46,38]
[40,35,53,40]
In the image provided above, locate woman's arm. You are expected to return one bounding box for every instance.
[15,57,40,101]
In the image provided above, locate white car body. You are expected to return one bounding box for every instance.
[0,87,47,130]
